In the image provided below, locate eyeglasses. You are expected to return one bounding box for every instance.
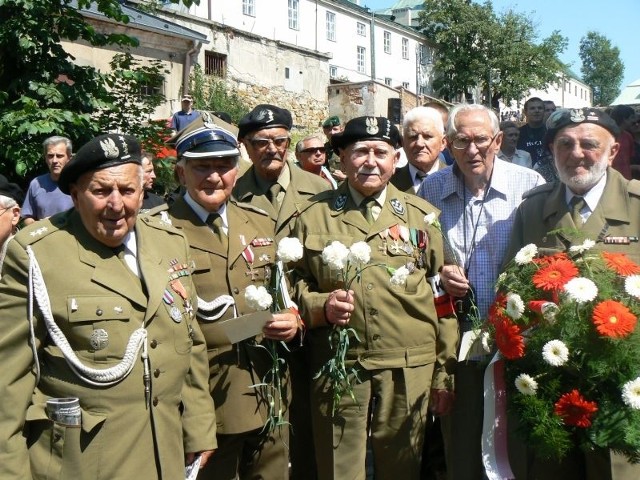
[300,147,326,154]
[0,207,12,217]
[248,136,290,150]
[451,133,499,150]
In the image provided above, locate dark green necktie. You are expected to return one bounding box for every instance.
[569,196,586,228]
[362,197,376,224]
[207,213,228,249]
[267,182,282,209]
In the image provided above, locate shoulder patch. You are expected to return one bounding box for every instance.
[145,204,169,216]
[389,198,405,215]
[334,194,347,211]
[523,182,555,199]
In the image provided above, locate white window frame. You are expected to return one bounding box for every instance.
[383,31,391,54]
[402,38,409,60]
[326,11,336,41]
[385,77,392,86]
[357,22,366,36]
[288,0,299,31]
[329,65,338,78]
[242,0,255,17]
[357,46,366,74]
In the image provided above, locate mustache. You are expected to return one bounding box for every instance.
[357,167,381,175]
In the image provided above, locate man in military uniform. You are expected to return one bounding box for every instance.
[506,108,640,480]
[322,115,346,182]
[0,134,216,479]
[152,119,301,479]
[233,104,329,479]
[0,174,23,268]
[291,116,458,480]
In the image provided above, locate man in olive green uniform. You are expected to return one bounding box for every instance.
[322,115,346,183]
[233,104,330,479]
[154,119,301,479]
[0,134,216,480]
[506,108,640,479]
[292,116,459,480]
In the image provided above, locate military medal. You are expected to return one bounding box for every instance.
[241,235,260,280]
[90,329,109,351]
[603,236,639,244]
[170,305,182,322]
[377,229,389,256]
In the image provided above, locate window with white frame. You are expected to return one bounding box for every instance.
[242,0,255,17]
[385,77,392,86]
[357,46,366,74]
[383,31,391,54]
[357,22,366,36]
[288,0,299,30]
[402,38,409,60]
[326,11,336,41]
[329,65,338,78]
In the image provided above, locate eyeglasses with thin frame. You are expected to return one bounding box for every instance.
[300,146,326,154]
[0,207,12,217]
[451,132,499,150]
[248,136,290,150]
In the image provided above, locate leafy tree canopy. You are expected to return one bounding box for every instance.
[419,0,567,108]
[579,31,624,106]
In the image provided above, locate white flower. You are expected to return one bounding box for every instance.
[390,266,410,286]
[277,237,304,263]
[244,285,273,311]
[496,272,507,291]
[569,239,596,254]
[322,241,350,270]
[622,377,640,409]
[514,244,538,265]
[541,302,559,325]
[348,241,372,268]
[424,212,438,226]
[515,373,538,396]
[564,277,598,303]
[542,340,569,367]
[505,293,525,320]
[481,331,492,353]
[625,275,640,299]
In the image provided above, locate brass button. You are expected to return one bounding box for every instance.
[233,288,239,294]
[152,397,159,406]
[366,283,373,290]
[150,339,158,348]
[154,369,161,378]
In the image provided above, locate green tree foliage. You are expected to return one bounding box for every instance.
[419,0,567,108]
[0,0,197,181]
[189,65,249,125]
[579,32,624,106]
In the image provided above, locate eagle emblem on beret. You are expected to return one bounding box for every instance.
[570,109,585,123]
[366,117,379,135]
[100,137,120,159]
[256,109,274,123]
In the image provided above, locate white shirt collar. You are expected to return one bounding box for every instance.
[408,162,439,192]
[564,171,607,213]
[184,192,228,229]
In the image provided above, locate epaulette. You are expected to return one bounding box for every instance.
[144,204,169,216]
[138,213,181,235]
[15,214,66,246]
[403,193,441,216]
[231,197,270,217]
[628,179,640,197]
[522,182,555,199]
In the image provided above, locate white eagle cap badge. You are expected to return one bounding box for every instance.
[365,117,379,135]
[256,109,274,123]
[99,137,120,159]
[569,109,585,123]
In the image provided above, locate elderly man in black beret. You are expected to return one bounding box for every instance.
[506,108,640,479]
[291,116,458,480]
[0,134,216,479]
[0,175,23,269]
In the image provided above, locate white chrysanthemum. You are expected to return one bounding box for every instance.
[322,241,350,270]
[625,275,640,299]
[515,244,538,265]
[542,340,569,367]
[506,293,525,320]
[348,241,372,267]
[515,373,538,396]
[564,277,598,303]
[569,239,596,254]
[496,272,507,291]
[244,285,273,311]
[277,237,304,262]
[390,266,410,286]
[622,377,640,409]
[424,212,437,226]
[481,331,492,353]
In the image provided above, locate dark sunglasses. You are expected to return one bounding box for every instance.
[301,147,326,154]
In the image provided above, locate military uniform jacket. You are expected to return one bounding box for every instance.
[390,161,446,194]
[233,162,330,241]
[291,183,458,389]
[160,196,288,434]
[0,210,216,480]
[506,168,640,264]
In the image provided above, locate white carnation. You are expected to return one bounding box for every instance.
[277,237,304,262]
[481,331,492,353]
[321,241,350,270]
[542,340,569,367]
[348,241,372,268]
[514,244,537,265]
[390,266,410,286]
[244,285,273,311]
[424,212,438,226]
[625,275,640,299]
[515,373,538,396]
[622,377,640,409]
[505,293,525,320]
[564,277,598,303]
[569,239,596,254]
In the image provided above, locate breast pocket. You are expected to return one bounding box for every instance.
[66,295,133,363]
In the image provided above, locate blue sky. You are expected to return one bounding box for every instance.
[363,0,639,88]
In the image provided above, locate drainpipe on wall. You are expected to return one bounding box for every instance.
[369,10,375,81]
[182,40,200,96]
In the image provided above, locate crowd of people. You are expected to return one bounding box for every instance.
[0,95,638,480]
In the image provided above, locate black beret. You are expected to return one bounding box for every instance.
[58,134,142,194]
[545,108,620,144]
[174,118,240,159]
[322,116,341,128]
[238,104,292,139]
[0,174,24,205]
[331,116,401,152]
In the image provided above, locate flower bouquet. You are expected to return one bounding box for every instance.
[244,237,303,434]
[485,240,640,461]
